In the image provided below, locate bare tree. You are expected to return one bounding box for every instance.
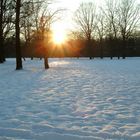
[14,0,62,69]
[103,0,140,59]
[0,0,4,63]
[96,11,106,59]
[15,0,22,70]
[0,0,14,63]
[30,1,63,69]
[104,0,119,38]
[103,0,119,59]
[117,0,140,59]
[3,1,15,39]
[74,2,97,59]
[20,0,34,48]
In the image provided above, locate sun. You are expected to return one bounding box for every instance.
[53,30,65,44]
[52,23,67,44]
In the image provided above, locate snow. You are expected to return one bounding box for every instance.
[0,57,140,140]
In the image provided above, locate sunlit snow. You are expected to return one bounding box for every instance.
[0,58,140,140]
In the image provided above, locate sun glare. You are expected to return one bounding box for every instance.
[52,23,67,44]
[53,30,65,44]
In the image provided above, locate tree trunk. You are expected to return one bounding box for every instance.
[122,37,126,59]
[0,31,4,63]
[15,0,22,70]
[87,40,93,59]
[109,38,113,59]
[44,57,49,69]
[100,39,103,59]
[0,0,4,63]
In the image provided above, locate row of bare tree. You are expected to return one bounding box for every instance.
[0,0,62,69]
[0,0,14,63]
[73,0,140,59]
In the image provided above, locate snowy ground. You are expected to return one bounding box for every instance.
[0,58,140,140]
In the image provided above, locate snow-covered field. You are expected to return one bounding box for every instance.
[0,58,140,140]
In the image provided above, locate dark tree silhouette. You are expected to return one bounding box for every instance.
[117,0,140,59]
[0,0,4,63]
[74,2,97,59]
[96,11,106,59]
[103,0,119,59]
[20,0,34,48]
[15,0,22,70]
[0,0,15,63]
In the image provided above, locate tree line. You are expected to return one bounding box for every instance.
[73,0,140,59]
[0,0,140,69]
[0,0,62,69]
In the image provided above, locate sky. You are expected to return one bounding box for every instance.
[50,0,104,38]
[51,0,140,24]
[50,0,140,40]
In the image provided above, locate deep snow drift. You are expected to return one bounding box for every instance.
[0,58,140,140]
